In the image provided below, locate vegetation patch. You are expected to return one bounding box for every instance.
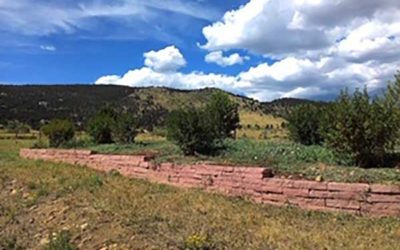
[1,139,400,249]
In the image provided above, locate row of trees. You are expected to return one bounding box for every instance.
[40,92,240,155]
[41,107,140,147]
[287,73,400,168]
[40,73,400,168]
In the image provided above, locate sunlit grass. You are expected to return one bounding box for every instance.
[1,139,400,249]
[238,111,288,140]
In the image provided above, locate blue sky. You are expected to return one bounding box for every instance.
[0,0,250,82]
[1,0,399,101]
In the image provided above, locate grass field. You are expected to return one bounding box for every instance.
[87,139,400,184]
[7,126,400,184]
[237,112,288,140]
[1,139,400,249]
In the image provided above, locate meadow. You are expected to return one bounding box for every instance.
[1,138,400,249]
[82,137,400,184]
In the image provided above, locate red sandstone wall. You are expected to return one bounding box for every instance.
[20,148,400,216]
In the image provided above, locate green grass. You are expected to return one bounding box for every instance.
[0,141,400,249]
[87,139,400,184]
[1,139,400,249]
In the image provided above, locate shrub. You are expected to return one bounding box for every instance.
[87,107,116,144]
[41,119,75,147]
[166,93,240,156]
[152,127,168,137]
[322,87,400,167]
[287,104,324,145]
[6,120,30,137]
[206,92,239,140]
[112,113,139,144]
[166,108,216,155]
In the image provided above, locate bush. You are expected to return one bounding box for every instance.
[206,92,239,140]
[41,119,75,147]
[6,120,30,137]
[152,127,168,137]
[112,113,139,144]
[87,107,116,144]
[287,104,324,145]
[166,93,240,156]
[322,87,400,167]
[167,108,216,155]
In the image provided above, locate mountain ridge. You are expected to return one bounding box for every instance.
[0,84,323,129]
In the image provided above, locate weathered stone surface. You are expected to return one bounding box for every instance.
[370,184,400,194]
[328,182,369,192]
[19,148,400,217]
[326,199,361,210]
[367,194,400,203]
[283,188,309,198]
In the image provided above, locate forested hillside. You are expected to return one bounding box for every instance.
[0,85,318,129]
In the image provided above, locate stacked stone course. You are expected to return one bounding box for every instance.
[20,148,400,216]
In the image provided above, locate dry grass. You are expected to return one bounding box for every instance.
[136,132,167,142]
[1,139,400,249]
[239,112,286,127]
[237,111,288,140]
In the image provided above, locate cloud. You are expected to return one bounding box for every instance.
[201,0,400,59]
[95,44,399,101]
[205,51,249,67]
[96,68,242,90]
[40,45,56,52]
[201,0,330,58]
[195,0,400,100]
[144,46,186,72]
[0,0,219,37]
[8,0,397,102]
[95,46,247,93]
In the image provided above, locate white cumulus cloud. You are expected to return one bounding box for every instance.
[96,0,400,101]
[201,0,400,60]
[201,0,330,58]
[144,46,186,72]
[95,46,245,92]
[205,51,249,67]
[196,0,400,100]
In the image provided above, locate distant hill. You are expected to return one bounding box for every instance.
[0,85,318,129]
[262,98,326,117]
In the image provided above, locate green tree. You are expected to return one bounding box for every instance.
[87,107,117,144]
[207,92,240,140]
[112,113,139,144]
[6,120,30,138]
[41,119,75,147]
[322,86,400,167]
[287,104,324,145]
[166,108,216,155]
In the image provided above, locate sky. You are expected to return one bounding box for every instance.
[0,0,399,101]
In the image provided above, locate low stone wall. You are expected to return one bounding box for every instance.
[20,148,400,216]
